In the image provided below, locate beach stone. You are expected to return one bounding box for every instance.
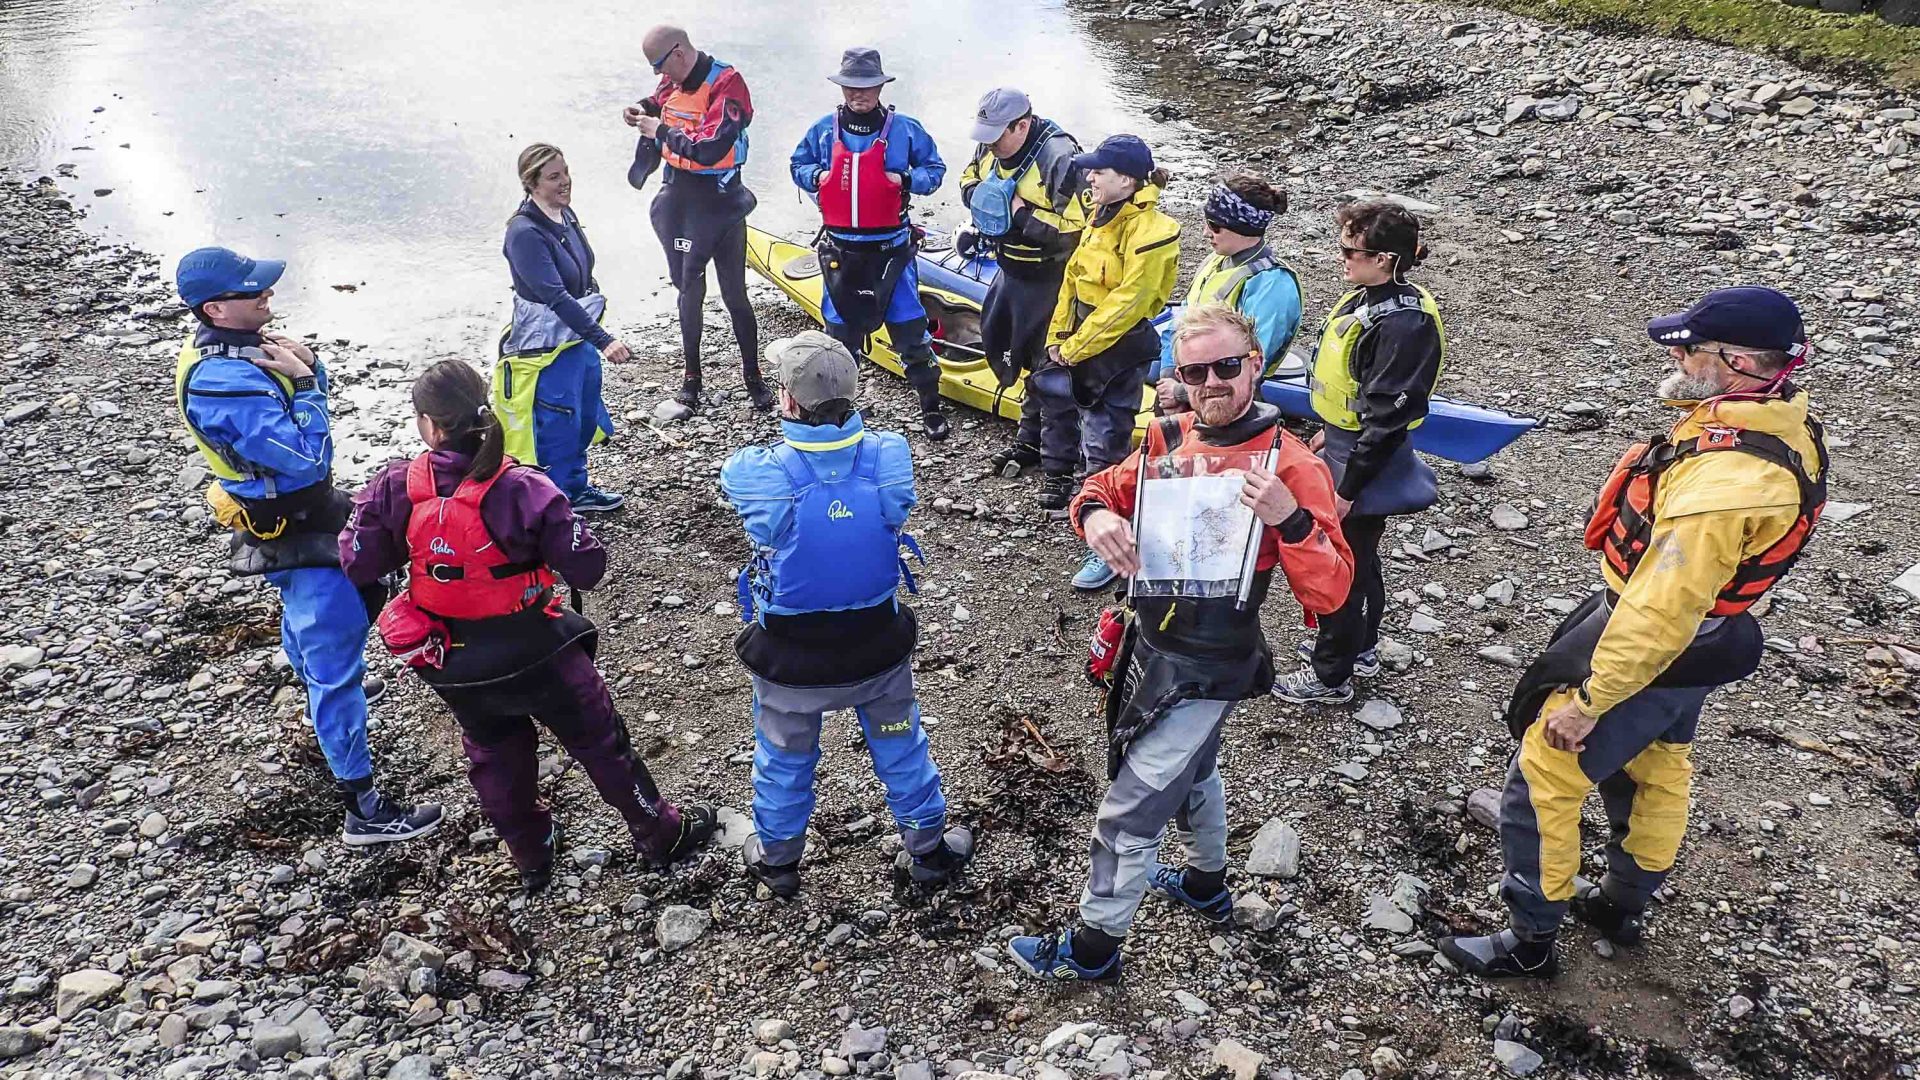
[1246,818,1301,878]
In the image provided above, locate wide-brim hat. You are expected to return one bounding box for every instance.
[829,46,895,89]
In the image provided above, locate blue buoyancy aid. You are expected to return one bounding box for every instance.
[968,121,1055,238]
[737,439,922,622]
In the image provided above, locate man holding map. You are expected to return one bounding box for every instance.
[1009,304,1354,981]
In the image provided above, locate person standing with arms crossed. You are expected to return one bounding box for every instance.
[1272,200,1444,705]
[790,47,952,440]
[625,25,769,416]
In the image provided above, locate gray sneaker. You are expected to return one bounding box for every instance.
[1295,640,1382,678]
[1270,667,1354,705]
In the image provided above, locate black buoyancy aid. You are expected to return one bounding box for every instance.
[1585,412,1828,617]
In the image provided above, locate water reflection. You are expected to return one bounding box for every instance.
[0,0,1169,358]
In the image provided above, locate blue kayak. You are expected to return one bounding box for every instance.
[917,237,1537,464]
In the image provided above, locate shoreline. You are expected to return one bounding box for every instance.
[2,2,1918,1078]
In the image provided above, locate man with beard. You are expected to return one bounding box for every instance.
[1442,287,1827,979]
[1008,305,1353,981]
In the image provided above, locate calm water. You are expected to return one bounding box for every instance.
[0,0,1179,360]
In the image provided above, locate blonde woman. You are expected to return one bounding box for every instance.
[496,144,630,513]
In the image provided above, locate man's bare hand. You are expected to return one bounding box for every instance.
[1309,428,1326,453]
[622,104,646,128]
[635,114,662,139]
[261,332,314,366]
[1543,698,1599,752]
[601,338,634,364]
[1084,508,1141,578]
[1154,377,1189,414]
[1240,465,1300,527]
[252,342,313,380]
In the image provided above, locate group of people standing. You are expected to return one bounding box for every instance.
[168,27,1832,989]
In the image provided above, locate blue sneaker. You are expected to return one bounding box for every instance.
[342,792,443,847]
[1008,928,1122,983]
[1071,550,1118,591]
[1146,864,1233,925]
[569,486,625,514]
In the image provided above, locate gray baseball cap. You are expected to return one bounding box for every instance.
[969,87,1032,143]
[828,46,895,89]
[769,331,859,409]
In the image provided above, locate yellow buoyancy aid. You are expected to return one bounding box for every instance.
[174,335,296,482]
[1308,285,1447,431]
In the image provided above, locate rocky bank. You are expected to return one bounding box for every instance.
[2,1,1919,1078]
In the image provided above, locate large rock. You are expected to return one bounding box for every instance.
[56,969,124,1018]
[1467,787,1502,830]
[656,905,711,952]
[380,932,446,971]
[389,1054,437,1080]
[0,1026,47,1059]
[1245,818,1300,879]
[251,1023,303,1058]
[1356,699,1403,732]
[839,1023,888,1059]
[1493,1040,1544,1076]
[1212,1039,1264,1080]
[1232,892,1280,931]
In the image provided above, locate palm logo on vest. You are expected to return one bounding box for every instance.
[828,500,854,521]
[429,536,457,558]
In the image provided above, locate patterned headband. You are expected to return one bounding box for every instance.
[1205,185,1275,237]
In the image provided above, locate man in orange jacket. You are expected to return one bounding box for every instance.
[1010,304,1353,981]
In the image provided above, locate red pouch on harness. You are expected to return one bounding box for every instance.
[376,588,449,670]
[1087,607,1129,684]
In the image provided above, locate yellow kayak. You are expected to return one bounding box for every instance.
[744,226,1157,437]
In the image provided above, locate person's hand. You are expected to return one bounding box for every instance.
[1154,376,1188,413]
[1335,495,1353,519]
[253,342,313,380]
[601,338,634,364]
[635,114,662,139]
[1309,428,1326,453]
[1010,194,1030,213]
[886,171,906,186]
[1084,509,1141,577]
[261,332,315,366]
[1046,344,1065,367]
[1543,697,1599,752]
[1240,465,1300,527]
[622,104,645,128]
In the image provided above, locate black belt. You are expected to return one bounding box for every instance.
[424,560,541,584]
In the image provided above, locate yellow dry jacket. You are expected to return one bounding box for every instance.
[1580,390,1825,717]
[1047,184,1180,364]
[958,139,1087,270]
[1308,285,1447,431]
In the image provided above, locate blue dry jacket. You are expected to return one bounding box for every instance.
[181,325,334,500]
[502,201,613,351]
[721,413,917,621]
[789,108,945,247]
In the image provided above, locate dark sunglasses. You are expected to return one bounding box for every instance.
[209,290,266,303]
[649,42,680,72]
[1174,353,1250,386]
[1338,243,1385,259]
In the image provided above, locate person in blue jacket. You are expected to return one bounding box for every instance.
[789,47,952,440]
[495,143,630,513]
[173,246,442,846]
[720,331,972,898]
[1153,173,1302,414]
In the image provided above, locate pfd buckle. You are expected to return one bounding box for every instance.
[428,564,459,583]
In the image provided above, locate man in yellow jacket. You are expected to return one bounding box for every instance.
[1036,134,1179,588]
[1442,286,1827,979]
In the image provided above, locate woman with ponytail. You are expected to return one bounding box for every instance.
[342,360,714,893]
[1273,200,1448,707]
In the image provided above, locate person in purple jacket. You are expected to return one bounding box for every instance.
[342,360,715,893]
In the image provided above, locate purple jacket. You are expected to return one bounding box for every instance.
[340,450,608,590]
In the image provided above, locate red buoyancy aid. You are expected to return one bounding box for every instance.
[819,112,904,232]
[1584,418,1828,617]
[404,454,558,620]
[659,60,745,175]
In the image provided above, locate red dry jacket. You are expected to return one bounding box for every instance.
[404,453,557,620]
[819,112,904,232]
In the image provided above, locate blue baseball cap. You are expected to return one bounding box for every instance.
[176,247,285,308]
[1646,286,1805,354]
[1071,134,1154,182]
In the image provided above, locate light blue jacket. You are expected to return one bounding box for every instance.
[720,413,915,544]
[1154,259,1304,378]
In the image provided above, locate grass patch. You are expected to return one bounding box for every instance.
[1470,0,1920,90]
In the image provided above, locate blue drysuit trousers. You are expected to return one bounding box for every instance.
[532,340,615,499]
[749,658,947,866]
[267,566,372,783]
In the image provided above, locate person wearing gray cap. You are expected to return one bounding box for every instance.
[719,331,973,898]
[957,87,1087,481]
[789,47,952,440]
